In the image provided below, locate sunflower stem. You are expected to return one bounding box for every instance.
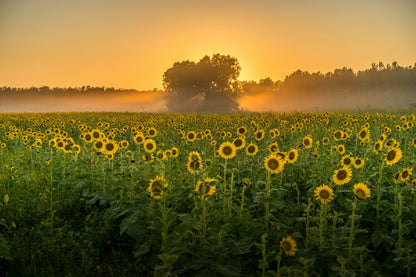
[375,163,384,224]
[265,170,271,232]
[239,185,246,220]
[319,202,326,249]
[348,197,357,261]
[275,247,282,277]
[396,189,403,257]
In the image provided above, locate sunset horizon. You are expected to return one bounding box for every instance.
[1,0,415,90]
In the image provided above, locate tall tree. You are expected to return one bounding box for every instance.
[163,54,241,112]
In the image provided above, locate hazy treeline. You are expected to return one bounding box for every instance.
[242,61,416,94]
[0,86,160,96]
[1,59,415,112]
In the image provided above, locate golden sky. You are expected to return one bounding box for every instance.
[0,0,415,90]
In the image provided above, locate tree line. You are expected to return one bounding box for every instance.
[1,54,415,112]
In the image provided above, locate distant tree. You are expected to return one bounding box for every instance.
[163,54,241,112]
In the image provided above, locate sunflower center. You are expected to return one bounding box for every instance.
[223,146,232,156]
[106,143,114,151]
[282,241,292,252]
[234,139,242,147]
[256,132,262,139]
[337,170,347,180]
[248,146,255,153]
[356,189,365,199]
[146,143,154,150]
[355,159,362,165]
[360,130,367,138]
[151,181,162,193]
[267,158,279,170]
[344,158,351,165]
[387,150,396,161]
[304,139,310,146]
[190,161,200,169]
[319,189,330,199]
[289,152,295,160]
[402,171,409,178]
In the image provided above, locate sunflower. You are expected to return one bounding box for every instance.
[280,236,298,256]
[237,126,247,136]
[187,131,196,142]
[84,133,93,143]
[373,140,383,153]
[357,128,370,141]
[337,144,345,154]
[195,177,217,198]
[314,185,334,204]
[268,142,279,153]
[143,139,157,153]
[341,155,353,167]
[385,147,402,166]
[171,147,179,158]
[142,154,154,164]
[103,140,118,155]
[148,127,157,137]
[233,137,245,150]
[134,133,145,144]
[94,140,104,152]
[255,129,265,141]
[353,157,364,169]
[400,167,412,182]
[218,142,236,159]
[147,176,168,200]
[302,136,313,149]
[91,129,102,140]
[264,154,284,174]
[353,183,371,200]
[187,158,203,174]
[287,149,298,163]
[333,166,352,185]
[322,137,329,145]
[246,143,258,156]
[333,130,344,141]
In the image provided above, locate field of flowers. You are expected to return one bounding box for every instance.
[0,111,415,276]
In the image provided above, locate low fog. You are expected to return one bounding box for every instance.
[238,89,416,112]
[0,92,168,113]
[1,89,416,113]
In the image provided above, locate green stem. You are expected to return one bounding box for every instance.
[275,248,282,277]
[348,197,357,261]
[239,185,246,220]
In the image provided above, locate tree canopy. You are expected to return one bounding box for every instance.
[163,54,241,112]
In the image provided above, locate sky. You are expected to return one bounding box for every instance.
[0,0,415,90]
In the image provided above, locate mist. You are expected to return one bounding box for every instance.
[0,92,168,113]
[238,88,416,113]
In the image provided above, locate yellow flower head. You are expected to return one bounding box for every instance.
[353,183,371,200]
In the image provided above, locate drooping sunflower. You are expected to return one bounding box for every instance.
[142,154,154,164]
[385,147,402,166]
[233,137,245,150]
[218,142,236,159]
[302,136,313,149]
[143,139,157,153]
[147,176,168,200]
[333,166,352,185]
[195,177,217,198]
[353,183,371,200]
[280,236,298,256]
[314,185,334,204]
[287,149,298,163]
[246,143,258,156]
[353,157,364,169]
[400,167,412,182]
[264,154,285,174]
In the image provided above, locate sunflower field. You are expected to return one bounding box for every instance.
[0,112,416,276]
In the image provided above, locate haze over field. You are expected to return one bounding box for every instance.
[0,0,415,112]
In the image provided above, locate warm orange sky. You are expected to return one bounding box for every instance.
[0,0,415,90]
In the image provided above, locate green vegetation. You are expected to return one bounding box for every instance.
[1,111,416,276]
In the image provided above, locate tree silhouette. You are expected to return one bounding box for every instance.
[163,54,241,112]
